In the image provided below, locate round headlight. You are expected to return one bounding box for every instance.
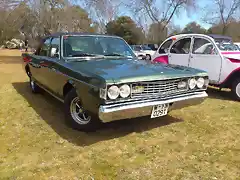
[197,77,205,88]
[119,84,131,98]
[108,86,120,100]
[189,78,197,89]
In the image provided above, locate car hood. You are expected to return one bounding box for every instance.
[67,58,207,84]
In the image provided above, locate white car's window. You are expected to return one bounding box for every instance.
[134,45,142,51]
[193,38,217,55]
[142,45,152,50]
[170,38,191,54]
[159,39,173,54]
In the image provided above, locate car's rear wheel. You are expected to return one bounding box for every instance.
[232,79,240,101]
[29,77,41,93]
[146,54,151,60]
[64,89,101,132]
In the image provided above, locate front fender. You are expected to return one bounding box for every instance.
[74,81,104,115]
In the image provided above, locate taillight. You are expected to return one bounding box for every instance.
[23,56,32,63]
[228,58,240,63]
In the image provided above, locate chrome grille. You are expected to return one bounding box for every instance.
[131,79,188,99]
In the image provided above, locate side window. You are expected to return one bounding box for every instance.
[39,38,51,56]
[170,38,191,54]
[193,38,217,55]
[50,37,60,58]
[159,39,173,54]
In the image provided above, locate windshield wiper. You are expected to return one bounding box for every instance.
[104,53,133,58]
[71,53,102,57]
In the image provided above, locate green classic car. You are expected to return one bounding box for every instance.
[22,33,209,132]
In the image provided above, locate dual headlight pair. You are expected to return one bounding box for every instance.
[107,84,131,100]
[188,77,208,89]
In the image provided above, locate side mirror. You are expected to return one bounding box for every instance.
[50,47,59,58]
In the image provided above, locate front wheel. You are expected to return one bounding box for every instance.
[29,77,41,93]
[64,89,101,132]
[232,79,240,101]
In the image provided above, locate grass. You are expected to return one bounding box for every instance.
[0,49,240,180]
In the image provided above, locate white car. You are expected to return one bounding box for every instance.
[234,42,240,49]
[152,34,240,100]
[132,45,156,60]
[130,45,146,60]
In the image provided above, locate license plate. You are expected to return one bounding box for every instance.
[151,104,169,118]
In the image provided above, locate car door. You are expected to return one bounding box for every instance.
[152,39,173,63]
[168,37,192,67]
[33,37,52,87]
[189,37,222,83]
[41,36,65,96]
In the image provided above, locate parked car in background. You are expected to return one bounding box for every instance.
[132,45,156,60]
[152,34,240,100]
[22,32,209,131]
[145,44,159,51]
[234,42,240,49]
[130,45,146,60]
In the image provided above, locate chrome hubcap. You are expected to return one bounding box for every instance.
[70,97,91,125]
[30,80,35,89]
[236,83,240,97]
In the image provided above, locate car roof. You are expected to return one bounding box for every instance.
[208,34,232,40]
[43,32,121,39]
[167,33,213,39]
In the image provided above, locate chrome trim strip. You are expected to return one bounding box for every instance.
[100,91,207,113]
[36,82,64,103]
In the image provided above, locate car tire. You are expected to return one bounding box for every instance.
[146,54,151,60]
[232,78,240,101]
[29,77,41,93]
[64,89,101,132]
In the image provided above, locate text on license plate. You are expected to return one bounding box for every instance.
[151,104,169,118]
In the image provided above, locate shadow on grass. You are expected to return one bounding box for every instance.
[207,87,234,101]
[0,56,22,64]
[12,82,183,146]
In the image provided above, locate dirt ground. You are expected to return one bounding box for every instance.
[0,49,240,180]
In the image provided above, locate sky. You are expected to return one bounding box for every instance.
[172,0,212,29]
[77,0,214,30]
[116,0,213,30]
[173,10,212,29]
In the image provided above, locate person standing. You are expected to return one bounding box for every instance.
[25,38,29,52]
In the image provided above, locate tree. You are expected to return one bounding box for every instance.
[106,16,144,44]
[126,0,195,31]
[203,0,240,35]
[0,0,96,46]
[147,23,168,44]
[84,0,121,33]
[207,20,240,41]
[182,21,206,34]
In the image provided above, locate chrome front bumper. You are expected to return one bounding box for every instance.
[99,91,208,123]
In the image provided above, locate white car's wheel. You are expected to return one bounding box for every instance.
[232,79,240,101]
[146,54,151,60]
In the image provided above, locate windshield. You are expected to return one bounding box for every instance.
[216,43,240,51]
[142,45,152,50]
[63,35,136,58]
